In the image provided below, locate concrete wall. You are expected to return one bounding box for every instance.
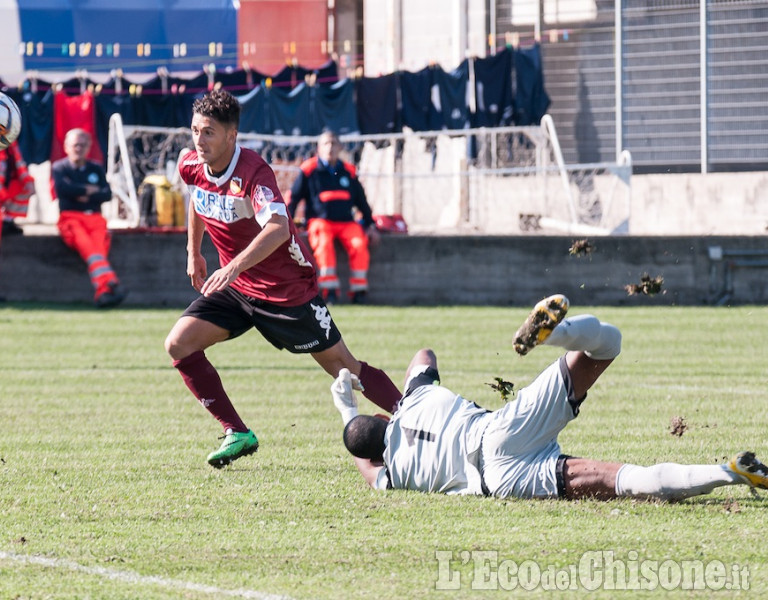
[455,171,768,236]
[629,172,768,236]
[1,232,766,307]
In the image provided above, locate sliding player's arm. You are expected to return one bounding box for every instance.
[353,457,384,489]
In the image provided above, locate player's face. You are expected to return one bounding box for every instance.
[64,134,91,164]
[317,133,341,163]
[191,114,237,173]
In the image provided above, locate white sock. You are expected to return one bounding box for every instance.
[615,463,743,501]
[544,314,622,360]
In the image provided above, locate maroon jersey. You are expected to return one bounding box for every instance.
[179,146,318,305]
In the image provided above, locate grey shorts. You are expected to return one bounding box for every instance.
[480,356,583,499]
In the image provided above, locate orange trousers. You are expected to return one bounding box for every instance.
[58,211,119,299]
[307,219,369,292]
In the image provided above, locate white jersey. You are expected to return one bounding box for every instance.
[375,385,494,495]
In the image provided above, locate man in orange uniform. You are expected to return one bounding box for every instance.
[0,141,35,241]
[289,130,379,304]
[0,141,36,300]
[52,128,127,308]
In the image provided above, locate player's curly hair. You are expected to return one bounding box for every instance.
[343,415,387,460]
[192,88,240,128]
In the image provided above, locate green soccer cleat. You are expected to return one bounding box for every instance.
[728,451,768,490]
[207,429,259,468]
[513,294,570,356]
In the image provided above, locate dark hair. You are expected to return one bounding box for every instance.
[343,415,387,460]
[192,89,240,129]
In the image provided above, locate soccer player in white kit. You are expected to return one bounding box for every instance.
[333,295,768,500]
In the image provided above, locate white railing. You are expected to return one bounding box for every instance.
[105,113,140,227]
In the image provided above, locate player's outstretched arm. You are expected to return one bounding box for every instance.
[334,372,387,489]
[353,457,384,488]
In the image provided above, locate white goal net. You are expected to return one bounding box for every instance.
[106,113,632,235]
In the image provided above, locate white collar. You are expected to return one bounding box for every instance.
[204,145,241,185]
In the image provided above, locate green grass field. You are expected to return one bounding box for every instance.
[1,302,766,599]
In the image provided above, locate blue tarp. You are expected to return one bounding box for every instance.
[17,0,238,72]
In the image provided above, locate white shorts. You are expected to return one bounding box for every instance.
[480,356,580,499]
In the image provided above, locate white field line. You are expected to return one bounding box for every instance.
[0,551,295,600]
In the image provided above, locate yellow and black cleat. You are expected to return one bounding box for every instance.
[513,294,570,356]
[729,451,768,490]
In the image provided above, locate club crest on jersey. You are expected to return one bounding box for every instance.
[339,176,350,188]
[229,176,243,195]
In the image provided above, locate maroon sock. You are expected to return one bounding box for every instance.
[172,350,248,432]
[358,361,402,413]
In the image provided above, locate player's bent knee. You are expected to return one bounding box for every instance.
[164,332,182,358]
[411,348,436,365]
[586,324,622,360]
[602,325,622,357]
[164,324,199,359]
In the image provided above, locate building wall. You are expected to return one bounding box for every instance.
[496,0,768,172]
[0,2,24,85]
[363,0,396,75]
[363,0,485,75]
[238,0,329,74]
[334,0,363,72]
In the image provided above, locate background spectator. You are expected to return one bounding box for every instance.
[0,140,36,302]
[0,141,35,238]
[289,130,380,304]
[52,128,127,308]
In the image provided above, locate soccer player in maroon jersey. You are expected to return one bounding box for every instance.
[165,89,401,468]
